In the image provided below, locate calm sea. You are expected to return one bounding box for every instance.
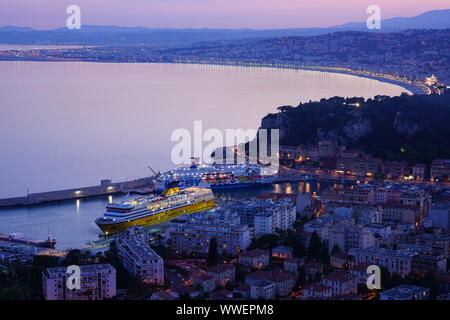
[0,61,409,248]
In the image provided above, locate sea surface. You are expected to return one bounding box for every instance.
[0,61,410,248]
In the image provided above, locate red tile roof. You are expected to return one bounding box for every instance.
[323,271,356,283]
[240,249,269,258]
[303,283,331,293]
[208,263,235,274]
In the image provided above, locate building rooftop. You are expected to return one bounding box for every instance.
[284,258,302,264]
[44,264,115,278]
[331,252,348,260]
[118,237,162,262]
[381,285,429,299]
[247,270,295,282]
[323,271,355,283]
[303,283,331,293]
[240,249,269,258]
[234,284,250,292]
[197,274,214,281]
[208,263,235,274]
[252,280,275,288]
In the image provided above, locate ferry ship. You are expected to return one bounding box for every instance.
[155,161,277,191]
[95,184,214,235]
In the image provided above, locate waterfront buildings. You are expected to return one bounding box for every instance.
[431,159,450,181]
[350,158,383,177]
[322,185,431,223]
[42,264,116,300]
[382,161,409,179]
[115,227,164,285]
[412,164,428,181]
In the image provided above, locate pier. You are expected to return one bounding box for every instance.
[0,177,154,208]
[274,173,358,184]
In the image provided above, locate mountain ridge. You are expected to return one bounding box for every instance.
[1,9,449,46]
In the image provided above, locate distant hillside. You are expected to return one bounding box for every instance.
[0,9,449,46]
[332,9,450,31]
[260,93,450,164]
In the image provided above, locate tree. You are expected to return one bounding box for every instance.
[330,244,341,255]
[62,249,92,266]
[297,265,307,286]
[307,231,322,261]
[321,242,330,264]
[207,238,218,267]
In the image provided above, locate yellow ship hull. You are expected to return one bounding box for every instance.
[97,199,214,235]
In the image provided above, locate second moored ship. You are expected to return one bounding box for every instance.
[95,185,214,235]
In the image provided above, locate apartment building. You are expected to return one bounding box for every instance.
[239,249,270,269]
[428,202,450,231]
[115,227,164,285]
[166,219,252,255]
[431,159,450,181]
[245,270,296,297]
[380,285,430,300]
[348,247,420,277]
[207,264,235,287]
[381,203,421,224]
[42,264,116,300]
[321,271,357,297]
[250,281,276,300]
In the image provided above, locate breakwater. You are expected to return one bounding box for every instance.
[0,177,154,208]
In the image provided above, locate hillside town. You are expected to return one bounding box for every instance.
[279,140,450,183]
[2,160,450,300]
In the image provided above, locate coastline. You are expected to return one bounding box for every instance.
[0,54,428,95]
[168,60,428,95]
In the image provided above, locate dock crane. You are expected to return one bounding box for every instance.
[147,165,161,179]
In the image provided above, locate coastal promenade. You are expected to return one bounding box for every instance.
[172,59,429,95]
[0,177,154,208]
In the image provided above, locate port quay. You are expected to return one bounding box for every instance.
[0,171,353,208]
[0,177,154,207]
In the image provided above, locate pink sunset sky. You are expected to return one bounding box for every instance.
[0,0,449,29]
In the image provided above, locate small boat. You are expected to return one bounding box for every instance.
[0,232,57,249]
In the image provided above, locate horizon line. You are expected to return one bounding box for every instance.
[1,8,449,32]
